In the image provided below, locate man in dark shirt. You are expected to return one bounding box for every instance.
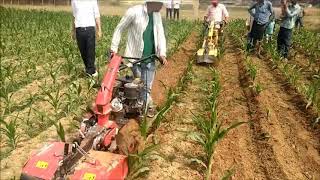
[247,0,274,54]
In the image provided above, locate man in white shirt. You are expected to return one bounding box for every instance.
[71,0,102,77]
[111,0,168,117]
[205,0,229,26]
[166,0,173,19]
[173,0,181,20]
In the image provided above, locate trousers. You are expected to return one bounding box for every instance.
[277,27,293,59]
[132,60,156,106]
[75,26,96,75]
[166,8,172,19]
[174,8,179,20]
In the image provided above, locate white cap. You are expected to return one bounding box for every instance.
[145,0,164,3]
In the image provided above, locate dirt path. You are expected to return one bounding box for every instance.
[210,39,265,179]
[147,35,320,179]
[147,65,210,180]
[251,54,320,179]
[152,31,199,105]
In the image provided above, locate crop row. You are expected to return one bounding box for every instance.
[0,7,197,160]
[227,19,319,124]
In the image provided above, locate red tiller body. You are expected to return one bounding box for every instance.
[21,142,65,180]
[21,54,129,180]
[95,54,122,126]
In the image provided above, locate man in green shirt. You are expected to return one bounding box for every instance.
[111,0,168,117]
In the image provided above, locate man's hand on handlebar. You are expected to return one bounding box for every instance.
[107,49,115,59]
[159,56,168,66]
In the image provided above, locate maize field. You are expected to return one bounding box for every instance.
[1,5,320,180]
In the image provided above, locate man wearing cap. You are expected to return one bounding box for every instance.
[205,0,229,27]
[71,0,101,77]
[247,0,274,53]
[110,0,168,117]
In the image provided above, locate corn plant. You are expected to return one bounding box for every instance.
[0,83,15,114]
[2,64,18,82]
[127,144,159,180]
[245,57,257,82]
[218,33,226,59]
[65,82,83,113]
[189,69,244,180]
[253,83,264,95]
[140,116,148,140]
[52,120,66,142]
[286,65,302,87]
[153,88,179,129]
[0,113,21,149]
[48,64,61,85]
[304,75,320,110]
[40,84,65,114]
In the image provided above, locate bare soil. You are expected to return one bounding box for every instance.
[1,25,320,179]
[146,35,320,180]
[147,65,210,180]
[210,40,265,179]
[152,31,199,106]
[250,53,320,179]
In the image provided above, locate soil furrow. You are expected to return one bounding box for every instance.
[263,58,319,130]
[234,41,289,179]
[146,31,204,179]
[211,39,266,179]
[151,31,199,106]
[147,65,210,180]
[252,55,320,179]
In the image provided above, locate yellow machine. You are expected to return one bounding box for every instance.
[197,20,220,64]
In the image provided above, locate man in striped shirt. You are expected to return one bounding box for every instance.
[111,0,168,117]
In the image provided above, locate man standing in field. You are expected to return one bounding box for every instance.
[110,0,168,117]
[166,0,173,19]
[247,0,274,54]
[71,0,102,77]
[295,2,304,28]
[277,0,301,60]
[173,0,181,20]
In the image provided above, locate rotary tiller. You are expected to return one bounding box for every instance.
[21,54,161,180]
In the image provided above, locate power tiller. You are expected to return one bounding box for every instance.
[21,54,162,180]
[197,19,225,64]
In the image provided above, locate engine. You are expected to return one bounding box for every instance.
[110,76,145,127]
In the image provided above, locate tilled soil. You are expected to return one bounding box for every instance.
[147,65,211,180]
[210,40,265,179]
[214,38,320,180]
[252,55,320,179]
[152,31,199,106]
[146,36,320,180]
[2,31,320,179]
